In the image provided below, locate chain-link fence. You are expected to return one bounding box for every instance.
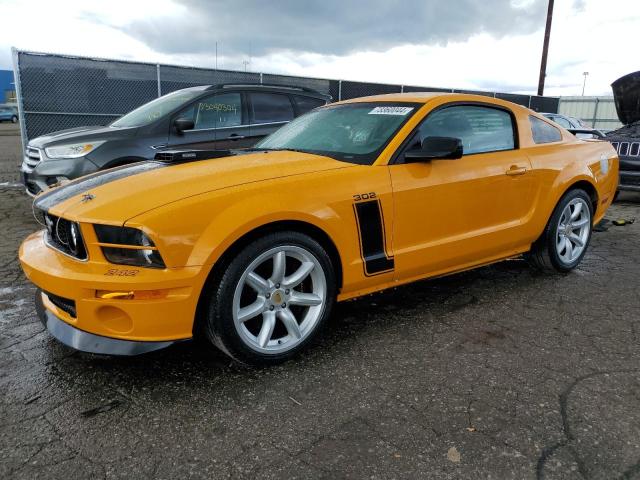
[12,49,560,151]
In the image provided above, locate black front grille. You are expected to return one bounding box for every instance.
[25,147,41,168]
[609,140,640,159]
[45,291,77,318]
[42,212,88,260]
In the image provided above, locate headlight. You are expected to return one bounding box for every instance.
[94,225,165,268]
[45,141,105,159]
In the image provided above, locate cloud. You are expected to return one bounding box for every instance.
[122,0,547,58]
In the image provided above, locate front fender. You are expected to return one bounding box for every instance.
[125,164,391,297]
[126,175,350,270]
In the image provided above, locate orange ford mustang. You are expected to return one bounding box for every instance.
[19,93,618,365]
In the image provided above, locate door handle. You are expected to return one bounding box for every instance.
[506,165,527,176]
[226,134,245,140]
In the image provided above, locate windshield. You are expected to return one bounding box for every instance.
[111,89,204,128]
[254,102,419,164]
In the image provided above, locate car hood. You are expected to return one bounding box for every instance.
[28,125,136,148]
[612,71,640,125]
[33,150,353,224]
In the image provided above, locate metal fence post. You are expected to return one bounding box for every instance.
[338,80,342,101]
[156,64,162,97]
[591,97,600,128]
[11,47,28,153]
[260,73,263,84]
[528,96,532,108]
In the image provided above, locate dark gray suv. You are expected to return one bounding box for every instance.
[21,84,331,195]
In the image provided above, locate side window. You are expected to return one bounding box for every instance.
[530,116,562,144]
[250,93,294,124]
[417,105,515,155]
[293,95,326,115]
[183,93,242,130]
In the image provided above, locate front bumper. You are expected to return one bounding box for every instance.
[35,289,178,355]
[20,230,206,352]
[619,170,640,191]
[21,149,99,196]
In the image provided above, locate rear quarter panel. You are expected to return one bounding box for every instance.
[522,132,618,242]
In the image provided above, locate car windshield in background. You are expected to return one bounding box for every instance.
[111,89,204,128]
[254,103,419,164]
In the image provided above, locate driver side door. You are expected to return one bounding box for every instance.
[389,103,535,281]
[168,92,252,150]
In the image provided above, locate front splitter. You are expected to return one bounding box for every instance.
[35,290,182,356]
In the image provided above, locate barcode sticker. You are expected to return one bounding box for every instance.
[368,106,414,116]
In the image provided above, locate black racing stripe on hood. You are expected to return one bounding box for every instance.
[34,161,166,212]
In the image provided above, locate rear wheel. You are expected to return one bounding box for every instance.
[527,189,593,273]
[11,115,18,124]
[203,231,336,365]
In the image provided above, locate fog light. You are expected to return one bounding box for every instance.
[97,291,134,300]
[96,290,169,300]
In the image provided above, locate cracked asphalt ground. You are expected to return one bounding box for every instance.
[1,129,640,479]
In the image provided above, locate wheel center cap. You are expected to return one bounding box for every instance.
[271,290,284,305]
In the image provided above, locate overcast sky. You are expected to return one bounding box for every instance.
[0,0,638,96]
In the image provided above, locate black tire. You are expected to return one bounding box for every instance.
[526,189,594,273]
[203,231,336,366]
[11,115,18,124]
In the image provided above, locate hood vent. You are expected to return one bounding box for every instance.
[154,149,234,163]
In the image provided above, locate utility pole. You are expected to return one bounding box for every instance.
[581,71,589,96]
[215,42,218,70]
[537,0,554,96]
[242,60,250,72]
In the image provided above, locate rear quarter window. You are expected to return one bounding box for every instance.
[293,96,326,115]
[530,116,562,144]
[250,93,294,124]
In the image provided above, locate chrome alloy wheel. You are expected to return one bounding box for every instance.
[556,197,591,264]
[232,246,327,354]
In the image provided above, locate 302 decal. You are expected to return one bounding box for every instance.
[352,192,377,202]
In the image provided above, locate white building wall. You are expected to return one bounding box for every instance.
[558,96,622,131]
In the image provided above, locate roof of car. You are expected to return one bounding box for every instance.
[176,83,331,99]
[336,92,526,107]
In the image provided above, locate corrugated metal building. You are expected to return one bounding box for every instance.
[558,96,622,131]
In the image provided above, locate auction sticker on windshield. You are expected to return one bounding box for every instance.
[368,106,414,115]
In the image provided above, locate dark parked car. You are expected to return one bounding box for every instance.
[21,84,331,195]
[606,71,640,193]
[541,112,605,138]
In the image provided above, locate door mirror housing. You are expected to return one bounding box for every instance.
[404,136,463,162]
[174,117,195,134]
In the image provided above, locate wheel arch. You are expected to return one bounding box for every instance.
[193,219,344,336]
[562,178,598,215]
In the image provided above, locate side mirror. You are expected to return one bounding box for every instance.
[174,117,195,134]
[404,136,463,162]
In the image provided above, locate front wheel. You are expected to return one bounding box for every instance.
[526,189,593,273]
[203,231,336,366]
[11,115,18,124]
